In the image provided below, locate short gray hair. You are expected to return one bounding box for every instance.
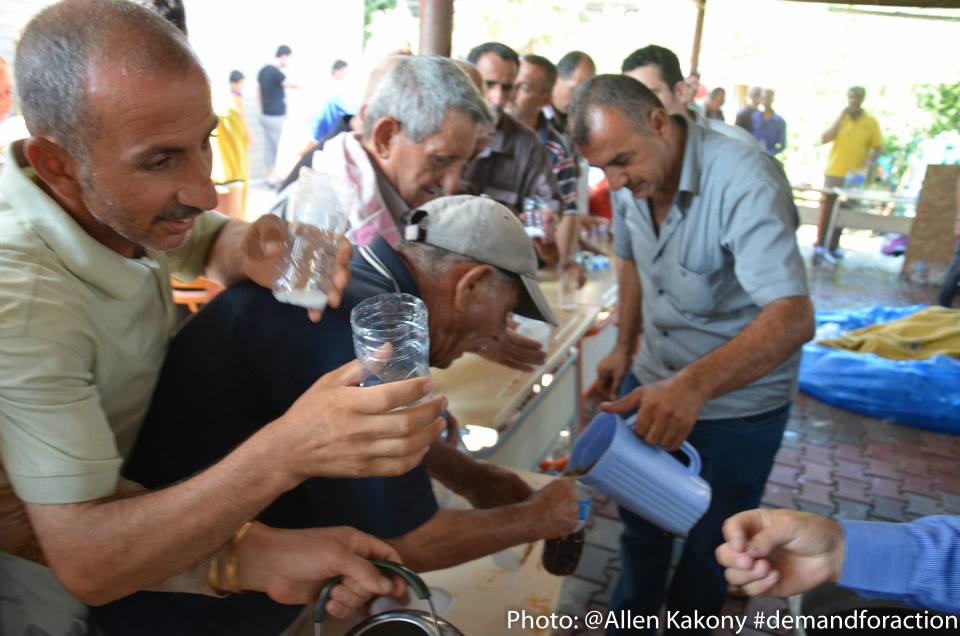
[362,56,493,144]
[15,0,201,157]
[570,74,662,148]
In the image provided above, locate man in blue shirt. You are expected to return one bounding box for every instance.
[92,196,579,636]
[751,89,787,156]
[717,508,960,616]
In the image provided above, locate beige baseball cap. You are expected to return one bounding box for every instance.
[403,195,558,326]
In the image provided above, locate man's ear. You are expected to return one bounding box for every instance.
[370,117,402,160]
[22,137,87,212]
[673,80,692,107]
[648,108,669,140]
[452,263,494,312]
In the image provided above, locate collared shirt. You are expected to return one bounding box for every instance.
[612,119,809,419]
[463,112,562,214]
[825,111,882,178]
[0,147,229,512]
[536,112,582,216]
[372,158,412,227]
[542,104,568,136]
[691,106,762,149]
[110,237,436,635]
[840,516,960,615]
[751,111,787,155]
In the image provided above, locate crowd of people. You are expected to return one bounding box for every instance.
[0,1,957,636]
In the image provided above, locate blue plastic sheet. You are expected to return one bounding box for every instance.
[799,305,960,434]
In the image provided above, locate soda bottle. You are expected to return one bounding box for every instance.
[541,483,592,576]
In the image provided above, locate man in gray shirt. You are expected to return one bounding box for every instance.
[570,75,814,633]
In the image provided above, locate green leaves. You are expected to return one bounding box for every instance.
[916,81,960,137]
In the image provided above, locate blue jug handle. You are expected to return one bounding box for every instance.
[623,414,702,475]
[679,442,702,476]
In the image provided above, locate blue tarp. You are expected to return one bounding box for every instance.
[799,305,960,434]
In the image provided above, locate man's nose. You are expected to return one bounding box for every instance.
[442,164,466,194]
[177,155,218,211]
[606,168,627,191]
[488,86,507,108]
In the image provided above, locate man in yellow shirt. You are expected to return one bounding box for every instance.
[816,86,882,260]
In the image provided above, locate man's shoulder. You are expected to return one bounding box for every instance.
[703,118,762,148]
[698,127,788,189]
[0,206,83,319]
[501,114,542,146]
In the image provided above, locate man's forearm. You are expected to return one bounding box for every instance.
[388,507,541,572]
[615,257,643,351]
[205,219,250,287]
[424,440,475,494]
[679,296,814,402]
[28,425,298,605]
[821,113,844,145]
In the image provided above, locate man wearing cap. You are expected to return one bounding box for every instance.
[571,75,813,633]
[94,195,579,636]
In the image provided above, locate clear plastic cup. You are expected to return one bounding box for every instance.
[272,168,348,311]
[558,266,579,310]
[522,196,546,239]
[351,293,430,387]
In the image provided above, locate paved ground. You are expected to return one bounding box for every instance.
[551,231,950,635]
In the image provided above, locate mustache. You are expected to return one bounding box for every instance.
[155,205,203,224]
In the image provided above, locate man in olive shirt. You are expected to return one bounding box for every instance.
[571,75,814,634]
[0,2,444,633]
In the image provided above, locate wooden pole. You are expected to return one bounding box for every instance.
[691,0,706,73]
[419,0,453,57]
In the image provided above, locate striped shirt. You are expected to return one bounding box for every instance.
[840,516,960,614]
[536,113,581,216]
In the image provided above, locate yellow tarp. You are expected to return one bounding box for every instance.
[819,306,960,360]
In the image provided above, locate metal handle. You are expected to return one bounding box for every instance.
[313,560,431,631]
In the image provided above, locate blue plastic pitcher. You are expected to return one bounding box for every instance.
[570,412,711,536]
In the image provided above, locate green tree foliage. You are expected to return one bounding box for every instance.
[917,81,960,137]
[365,0,398,43]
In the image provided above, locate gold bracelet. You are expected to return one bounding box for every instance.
[207,553,228,597]
[224,521,254,594]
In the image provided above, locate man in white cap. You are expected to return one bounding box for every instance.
[93,195,579,635]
